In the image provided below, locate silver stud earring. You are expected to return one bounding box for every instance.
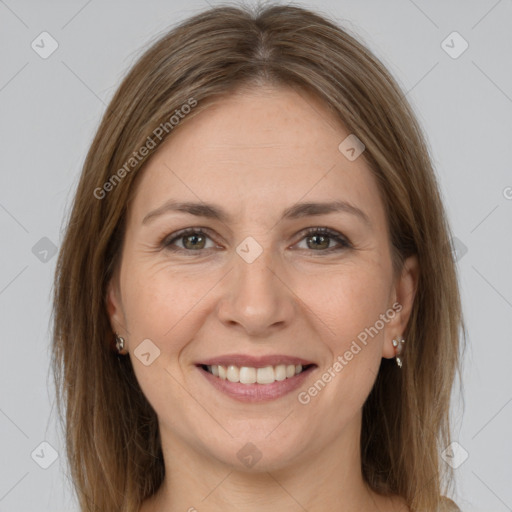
[392,336,405,368]
[115,333,126,354]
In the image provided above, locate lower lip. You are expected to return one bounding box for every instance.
[197,365,316,403]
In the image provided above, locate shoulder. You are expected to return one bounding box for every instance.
[388,495,460,512]
[440,496,462,511]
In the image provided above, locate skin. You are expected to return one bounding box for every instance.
[107,84,417,511]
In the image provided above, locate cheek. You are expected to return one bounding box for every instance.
[120,264,205,419]
[295,262,391,411]
[122,260,207,340]
[301,263,391,346]
[295,268,390,430]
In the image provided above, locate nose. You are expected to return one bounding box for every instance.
[216,242,296,338]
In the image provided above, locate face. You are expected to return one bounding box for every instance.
[107,85,418,472]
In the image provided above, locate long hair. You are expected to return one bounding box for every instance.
[51,3,465,511]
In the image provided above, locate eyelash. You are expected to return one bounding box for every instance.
[161,227,351,255]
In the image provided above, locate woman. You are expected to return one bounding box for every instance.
[52,3,465,511]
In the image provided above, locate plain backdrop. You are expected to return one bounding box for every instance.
[0,0,511,510]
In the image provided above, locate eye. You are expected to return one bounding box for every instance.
[295,227,351,252]
[161,227,351,254]
[162,228,217,252]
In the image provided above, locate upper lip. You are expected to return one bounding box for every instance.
[197,354,316,368]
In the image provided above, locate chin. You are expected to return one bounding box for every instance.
[201,432,307,473]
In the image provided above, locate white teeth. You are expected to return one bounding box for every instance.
[226,365,239,382]
[275,365,287,381]
[239,366,256,384]
[256,366,275,384]
[205,363,306,385]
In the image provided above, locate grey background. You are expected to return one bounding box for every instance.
[1,0,511,510]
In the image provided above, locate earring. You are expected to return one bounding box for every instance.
[115,333,126,354]
[392,336,405,368]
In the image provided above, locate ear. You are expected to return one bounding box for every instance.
[382,254,420,359]
[106,274,126,337]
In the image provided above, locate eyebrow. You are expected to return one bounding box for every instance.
[142,199,372,228]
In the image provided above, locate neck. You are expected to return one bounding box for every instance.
[141,413,401,512]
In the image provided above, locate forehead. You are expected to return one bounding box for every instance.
[128,86,386,231]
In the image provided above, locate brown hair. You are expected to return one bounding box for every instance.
[51,3,465,511]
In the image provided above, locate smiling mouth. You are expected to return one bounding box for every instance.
[199,363,316,385]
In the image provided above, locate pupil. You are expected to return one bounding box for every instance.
[310,234,328,249]
[185,234,204,249]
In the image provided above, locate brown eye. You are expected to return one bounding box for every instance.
[163,229,216,252]
[306,233,330,250]
[298,227,351,252]
[181,232,207,250]
[162,227,350,255]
